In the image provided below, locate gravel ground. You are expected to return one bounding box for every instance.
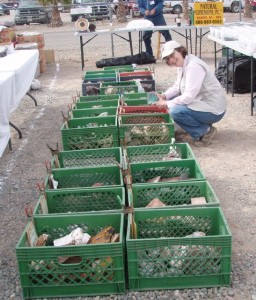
[0,57,256,300]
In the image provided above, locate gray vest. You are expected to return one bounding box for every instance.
[181,54,227,114]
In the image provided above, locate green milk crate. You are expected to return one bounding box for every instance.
[84,70,117,78]
[44,165,124,191]
[124,143,195,163]
[127,159,205,185]
[100,84,139,95]
[34,186,125,216]
[121,92,148,100]
[118,115,174,146]
[120,99,148,106]
[50,147,122,169]
[61,116,119,150]
[128,180,220,209]
[16,213,125,299]
[74,99,119,109]
[79,94,120,102]
[72,107,118,118]
[104,65,134,71]
[126,207,232,291]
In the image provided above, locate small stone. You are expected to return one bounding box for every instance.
[251,295,256,300]
[174,290,179,297]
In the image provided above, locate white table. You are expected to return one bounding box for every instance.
[208,35,256,115]
[75,25,194,70]
[0,49,39,157]
[0,49,39,113]
[0,72,16,157]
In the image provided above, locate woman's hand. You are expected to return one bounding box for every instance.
[155,99,168,109]
[156,93,167,101]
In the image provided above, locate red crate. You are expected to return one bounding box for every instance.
[119,106,169,115]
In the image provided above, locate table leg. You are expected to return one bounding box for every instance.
[251,57,254,116]
[232,50,234,97]
[226,47,229,94]
[128,32,133,56]
[214,41,217,69]
[80,36,84,70]
[9,122,22,139]
[8,138,12,150]
[26,92,37,106]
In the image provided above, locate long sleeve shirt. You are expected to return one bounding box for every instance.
[163,54,227,115]
[137,0,164,17]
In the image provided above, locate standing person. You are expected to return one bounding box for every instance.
[155,40,227,146]
[137,0,172,57]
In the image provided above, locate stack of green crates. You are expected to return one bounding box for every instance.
[82,70,117,96]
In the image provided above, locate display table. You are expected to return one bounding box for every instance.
[0,72,16,157]
[75,25,194,70]
[0,49,39,157]
[0,49,39,113]
[208,35,256,115]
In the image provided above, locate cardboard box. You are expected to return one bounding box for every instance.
[16,32,45,48]
[44,49,55,63]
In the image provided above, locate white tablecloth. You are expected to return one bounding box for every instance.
[0,49,39,157]
[0,49,39,112]
[0,72,15,157]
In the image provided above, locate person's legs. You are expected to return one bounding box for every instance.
[170,105,225,140]
[159,29,172,42]
[143,30,153,56]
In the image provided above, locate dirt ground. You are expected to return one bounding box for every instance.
[0,58,256,299]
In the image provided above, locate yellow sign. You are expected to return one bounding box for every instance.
[194,2,224,26]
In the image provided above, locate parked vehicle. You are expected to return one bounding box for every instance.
[0,4,11,15]
[14,0,52,25]
[111,0,142,17]
[223,0,244,13]
[70,0,110,22]
[163,0,183,14]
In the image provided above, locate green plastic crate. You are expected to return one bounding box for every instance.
[16,213,125,298]
[44,165,124,191]
[50,147,122,169]
[124,143,195,163]
[79,94,120,102]
[100,84,139,95]
[121,92,148,100]
[61,116,119,150]
[126,207,232,291]
[84,71,117,78]
[104,65,134,71]
[127,159,205,185]
[72,107,118,118]
[128,180,220,209]
[74,99,119,109]
[34,186,125,215]
[118,115,174,146]
[120,99,148,106]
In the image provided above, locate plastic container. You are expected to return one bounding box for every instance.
[100,81,139,95]
[118,114,174,146]
[61,116,119,150]
[121,92,148,100]
[44,165,124,191]
[128,180,220,209]
[126,207,232,291]
[50,147,122,169]
[119,106,169,115]
[74,99,119,109]
[120,99,148,106]
[72,107,117,118]
[127,159,205,185]
[16,213,125,298]
[79,94,119,102]
[82,77,117,96]
[34,186,125,215]
[124,143,195,164]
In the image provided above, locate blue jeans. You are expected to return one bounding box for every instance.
[143,14,172,56]
[170,105,226,140]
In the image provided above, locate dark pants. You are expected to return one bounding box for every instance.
[143,14,172,56]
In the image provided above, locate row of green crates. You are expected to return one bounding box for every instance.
[16,74,232,298]
[16,207,232,298]
[61,102,175,151]
[83,67,155,96]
